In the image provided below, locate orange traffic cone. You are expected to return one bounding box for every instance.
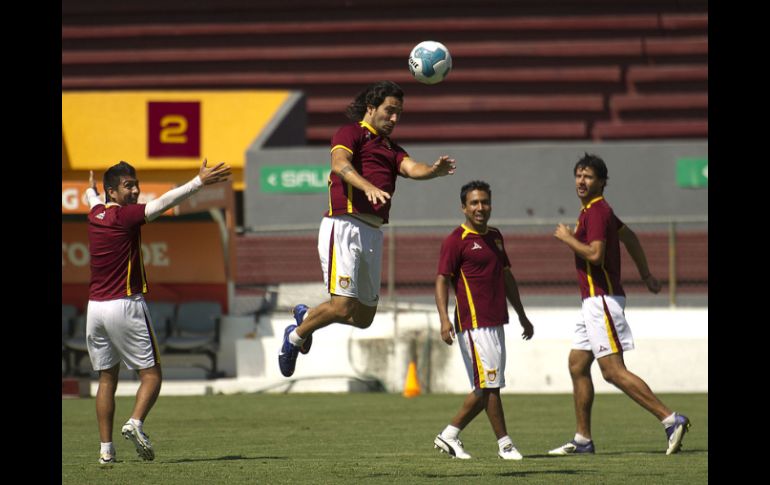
[403,360,421,398]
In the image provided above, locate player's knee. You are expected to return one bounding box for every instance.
[351,304,376,328]
[599,366,621,384]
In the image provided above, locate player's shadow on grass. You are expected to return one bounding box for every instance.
[419,470,583,479]
[526,449,706,458]
[165,455,289,463]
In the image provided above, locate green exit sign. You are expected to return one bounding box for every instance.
[676,158,708,188]
[260,165,330,193]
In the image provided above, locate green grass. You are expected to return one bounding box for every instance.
[62,393,707,484]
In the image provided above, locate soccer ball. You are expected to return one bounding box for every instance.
[408,41,452,85]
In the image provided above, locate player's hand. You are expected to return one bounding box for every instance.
[440,320,455,345]
[364,185,391,206]
[643,274,662,294]
[199,158,232,185]
[88,170,97,192]
[432,155,456,177]
[519,317,534,340]
[554,223,572,241]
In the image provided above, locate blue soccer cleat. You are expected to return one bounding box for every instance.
[292,304,312,354]
[278,324,300,377]
[548,439,595,455]
[665,413,691,455]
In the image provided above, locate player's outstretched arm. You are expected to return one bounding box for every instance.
[198,158,232,186]
[85,170,103,209]
[145,158,232,222]
[399,155,456,180]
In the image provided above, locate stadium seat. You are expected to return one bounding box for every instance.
[592,119,707,140]
[64,314,90,376]
[145,300,176,344]
[163,301,224,379]
[62,304,78,375]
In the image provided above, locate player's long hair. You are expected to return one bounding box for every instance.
[346,81,404,121]
[103,161,137,203]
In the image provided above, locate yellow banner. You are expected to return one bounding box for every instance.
[62,90,292,189]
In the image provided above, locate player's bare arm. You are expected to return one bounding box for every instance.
[331,147,391,205]
[504,270,534,340]
[198,158,232,185]
[434,274,456,345]
[554,224,605,266]
[399,155,457,180]
[618,225,662,294]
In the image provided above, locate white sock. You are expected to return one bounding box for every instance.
[497,435,513,450]
[129,418,143,429]
[100,442,114,454]
[288,329,306,347]
[661,412,677,427]
[441,425,461,440]
[574,433,591,445]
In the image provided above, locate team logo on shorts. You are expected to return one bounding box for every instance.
[487,369,498,382]
[495,239,503,252]
[339,276,351,289]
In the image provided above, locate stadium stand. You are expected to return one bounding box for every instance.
[62,0,707,143]
[235,231,708,295]
[163,301,224,379]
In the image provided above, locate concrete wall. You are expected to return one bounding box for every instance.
[233,306,707,394]
[245,140,707,228]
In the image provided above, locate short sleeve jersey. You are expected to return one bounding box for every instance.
[87,202,148,301]
[327,121,409,224]
[437,224,511,332]
[573,196,626,299]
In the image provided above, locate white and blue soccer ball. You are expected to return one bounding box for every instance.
[408,40,452,85]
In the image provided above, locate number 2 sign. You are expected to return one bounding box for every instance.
[147,101,200,158]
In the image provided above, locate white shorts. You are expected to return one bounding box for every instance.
[318,215,383,306]
[573,295,635,359]
[458,325,506,390]
[86,294,162,371]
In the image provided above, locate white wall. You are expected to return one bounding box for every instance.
[233,307,707,394]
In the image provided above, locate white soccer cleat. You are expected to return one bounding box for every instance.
[121,421,155,461]
[665,413,691,455]
[434,434,471,459]
[498,443,523,460]
[98,452,116,465]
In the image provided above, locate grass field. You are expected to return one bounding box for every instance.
[62,392,707,484]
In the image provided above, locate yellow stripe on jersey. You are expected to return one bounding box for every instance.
[329,243,338,293]
[139,233,147,293]
[460,269,478,328]
[586,261,595,297]
[126,249,133,296]
[347,184,353,213]
[328,174,333,215]
[473,340,486,388]
[603,308,619,353]
[331,144,353,155]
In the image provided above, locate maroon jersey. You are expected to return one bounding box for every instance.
[87,202,148,301]
[573,196,626,299]
[327,121,408,223]
[438,225,511,332]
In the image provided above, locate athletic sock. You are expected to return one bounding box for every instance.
[661,412,677,428]
[100,442,114,454]
[574,433,592,445]
[441,425,461,440]
[129,418,143,430]
[497,435,513,450]
[288,329,306,347]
